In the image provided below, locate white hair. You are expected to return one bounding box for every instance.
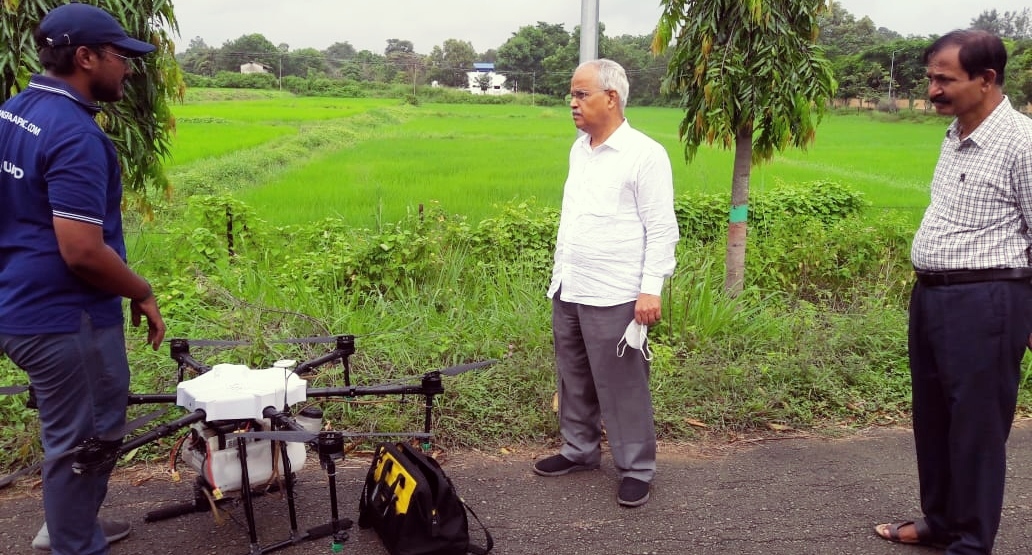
[576,58,629,110]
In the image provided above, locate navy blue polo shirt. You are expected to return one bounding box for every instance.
[0,75,126,334]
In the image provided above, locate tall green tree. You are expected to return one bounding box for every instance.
[604,33,670,106]
[342,50,388,82]
[284,47,327,78]
[427,38,476,87]
[385,38,415,56]
[1,0,184,208]
[322,41,356,77]
[495,22,570,95]
[971,8,1032,40]
[478,48,498,64]
[1006,39,1032,107]
[539,25,670,105]
[216,33,278,73]
[860,39,930,106]
[176,36,216,76]
[383,39,422,87]
[655,0,837,294]
[818,0,883,59]
[830,55,881,105]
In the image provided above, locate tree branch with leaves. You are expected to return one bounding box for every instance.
[1,0,184,215]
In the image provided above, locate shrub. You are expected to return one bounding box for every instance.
[182,72,213,88]
[750,180,869,233]
[675,180,909,306]
[673,192,726,243]
[748,213,913,306]
[469,199,559,276]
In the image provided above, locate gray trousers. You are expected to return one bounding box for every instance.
[0,312,129,555]
[552,294,656,482]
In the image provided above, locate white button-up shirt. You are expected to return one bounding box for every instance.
[547,120,679,306]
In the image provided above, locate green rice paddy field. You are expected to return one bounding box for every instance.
[166,91,949,229]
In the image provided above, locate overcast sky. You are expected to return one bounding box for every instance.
[169,1,1031,54]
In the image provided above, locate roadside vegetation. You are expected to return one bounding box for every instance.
[2,89,1032,475]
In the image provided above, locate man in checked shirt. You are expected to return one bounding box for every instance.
[874,30,1032,554]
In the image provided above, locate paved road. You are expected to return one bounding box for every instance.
[1,422,1031,554]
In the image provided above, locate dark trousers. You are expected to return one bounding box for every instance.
[908,280,1032,554]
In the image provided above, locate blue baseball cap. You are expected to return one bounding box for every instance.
[39,2,156,57]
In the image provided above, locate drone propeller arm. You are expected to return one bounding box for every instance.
[293,349,345,377]
[118,409,206,455]
[307,371,445,399]
[262,406,308,433]
[291,334,357,378]
[306,383,436,399]
[127,393,177,405]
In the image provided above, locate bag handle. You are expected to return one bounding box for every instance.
[461,498,494,554]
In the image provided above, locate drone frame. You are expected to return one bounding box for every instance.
[2,334,496,555]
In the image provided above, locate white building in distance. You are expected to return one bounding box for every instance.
[466,62,510,95]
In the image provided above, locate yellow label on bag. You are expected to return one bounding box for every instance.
[372,450,417,514]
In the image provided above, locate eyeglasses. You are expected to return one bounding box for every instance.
[565,89,610,103]
[100,48,140,70]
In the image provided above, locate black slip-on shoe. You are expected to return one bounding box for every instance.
[532,454,600,477]
[617,477,651,507]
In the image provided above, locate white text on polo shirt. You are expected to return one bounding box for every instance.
[3,161,24,179]
[0,110,42,136]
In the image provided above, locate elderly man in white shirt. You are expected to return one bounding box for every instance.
[532,58,679,508]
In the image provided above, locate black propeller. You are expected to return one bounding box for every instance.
[0,384,29,396]
[236,430,432,443]
[361,359,500,390]
[438,359,498,376]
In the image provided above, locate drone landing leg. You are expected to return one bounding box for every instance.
[279,441,301,537]
[303,433,352,548]
[421,371,443,452]
[236,438,263,555]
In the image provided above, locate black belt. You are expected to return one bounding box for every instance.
[914,267,1032,286]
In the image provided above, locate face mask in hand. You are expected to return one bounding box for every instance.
[616,320,652,361]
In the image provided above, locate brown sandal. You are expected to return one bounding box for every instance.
[874,519,947,548]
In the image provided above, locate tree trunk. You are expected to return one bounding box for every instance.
[724,123,753,296]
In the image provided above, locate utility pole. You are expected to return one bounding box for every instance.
[888,49,902,111]
[579,0,600,64]
[575,0,600,138]
[278,51,283,90]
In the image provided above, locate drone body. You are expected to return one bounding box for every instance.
[176,362,307,421]
[172,362,314,493]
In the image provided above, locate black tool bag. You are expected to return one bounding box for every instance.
[358,442,493,555]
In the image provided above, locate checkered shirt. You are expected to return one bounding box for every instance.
[910,98,1032,271]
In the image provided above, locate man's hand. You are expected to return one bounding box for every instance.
[634,293,662,326]
[130,294,165,350]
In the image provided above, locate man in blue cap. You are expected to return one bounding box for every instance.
[0,2,165,553]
